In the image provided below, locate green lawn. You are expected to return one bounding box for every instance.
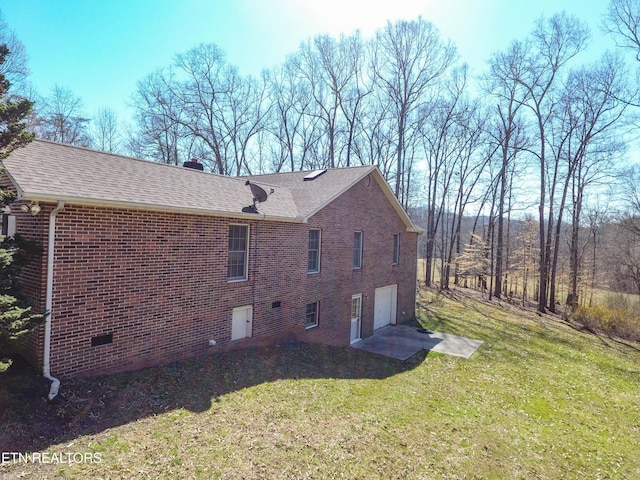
[1,288,639,479]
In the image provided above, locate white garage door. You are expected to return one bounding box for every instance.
[374,284,397,330]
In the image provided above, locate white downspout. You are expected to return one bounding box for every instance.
[43,200,64,401]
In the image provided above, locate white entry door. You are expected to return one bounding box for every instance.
[231,305,253,340]
[374,284,397,330]
[350,294,362,344]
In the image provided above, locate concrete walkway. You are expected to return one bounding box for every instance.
[351,325,483,361]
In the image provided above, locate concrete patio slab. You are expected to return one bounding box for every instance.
[351,325,483,360]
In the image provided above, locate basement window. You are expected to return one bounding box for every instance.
[305,301,319,329]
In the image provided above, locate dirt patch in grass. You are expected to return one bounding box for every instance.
[0,355,55,451]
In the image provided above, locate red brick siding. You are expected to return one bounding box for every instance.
[302,174,418,346]
[4,172,417,377]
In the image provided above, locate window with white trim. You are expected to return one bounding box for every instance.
[393,233,400,265]
[353,231,363,269]
[308,229,321,273]
[305,301,319,329]
[228,224,249,281]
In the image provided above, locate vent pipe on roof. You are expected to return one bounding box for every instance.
[183,158,204,171]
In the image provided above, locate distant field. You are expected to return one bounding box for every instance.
[1,287,639,479]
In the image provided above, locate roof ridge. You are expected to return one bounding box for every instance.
[32,140,377,183]
[33,138,159,165]
[30,138,250,182]
[246,164,376,178]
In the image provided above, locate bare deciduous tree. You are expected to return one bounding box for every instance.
[130,69,183,164]
[483,41,531,299]
[513,13,590,312]
[419,66,488,288]
[90,107,122,153]
[372,17,457,208]
[0,11,29,93]
[513,216,540,305]
[559,53,631,307]
[265,57,314,172]
[172,43,234,174]
[35,85,90,146]
[604,0,640,60]
[455,233,490,291]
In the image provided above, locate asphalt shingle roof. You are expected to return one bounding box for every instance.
[247,166,376,219]
[2,140,418,231]
[3,140,299,221]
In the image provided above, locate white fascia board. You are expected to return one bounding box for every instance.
[18,192,305,224]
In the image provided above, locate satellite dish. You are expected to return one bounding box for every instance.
[248,182,268,203]
[243,181,273,213]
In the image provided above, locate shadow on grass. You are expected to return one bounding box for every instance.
[0,342,428,454]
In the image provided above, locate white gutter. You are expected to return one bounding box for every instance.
[43,200,64,401]
[18,193,303,224]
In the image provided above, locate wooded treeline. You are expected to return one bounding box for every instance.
[5,1,640,313]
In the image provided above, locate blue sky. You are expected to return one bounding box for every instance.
[1,0,617,125]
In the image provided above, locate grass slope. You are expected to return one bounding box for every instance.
[1,289,639,479]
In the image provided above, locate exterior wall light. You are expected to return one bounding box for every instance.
[21,202,41,215]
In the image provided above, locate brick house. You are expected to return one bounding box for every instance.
[1,140,419,383]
